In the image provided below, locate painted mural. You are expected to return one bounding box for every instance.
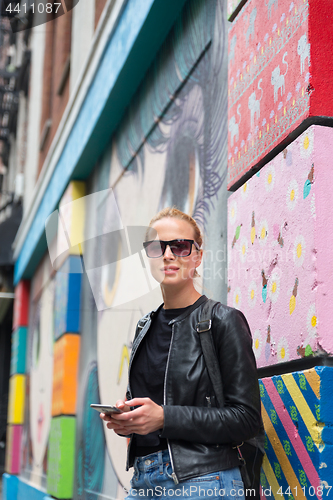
[260,366,333,499]
[20,258,55,488]
[5,1,228,498]
[228,0,312,189]
[227,125,333,368]
[74,0,229,498]
[5,282,30,476]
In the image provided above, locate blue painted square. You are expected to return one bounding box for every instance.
[10,327,27,375]
[17,477,49,500]
[2,473,19,500]
[54,256,82,340]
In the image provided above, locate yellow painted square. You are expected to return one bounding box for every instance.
[7,374,25,424]
[59,181,86,256]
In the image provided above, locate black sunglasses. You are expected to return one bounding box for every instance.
[143,239,200,258]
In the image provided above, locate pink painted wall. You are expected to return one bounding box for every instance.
[227,0,333,190]
[313,127,333,356]
[227,125,333,368]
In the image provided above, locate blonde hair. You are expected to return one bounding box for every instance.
[146,207,202,277]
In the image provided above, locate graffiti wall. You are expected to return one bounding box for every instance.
[20,257,55,488]
[227,125,333,368]
[74,0,229,499]
[227,0,333,493]
[5,282,30,476]
[228,0,333,190]
[6,1,230,498]
[260,366,333,498]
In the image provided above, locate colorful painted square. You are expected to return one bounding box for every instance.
[228,0,333,189]
[56,181,86,262]
[54,256,82,340]
[5,425,22,474]
[17,477,52,500]
[10,327,27,376]
[52,334,80,416]
[12,280,30,330]
[228,125,333,366]
[46,416,76,499]
[260,367,333,498]
[2,473,19,500]
[7,374,25,424]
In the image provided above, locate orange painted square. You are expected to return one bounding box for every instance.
[52,334,80,416]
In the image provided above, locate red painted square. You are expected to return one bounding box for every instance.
[228,0,333,190]
[12,280,30,330]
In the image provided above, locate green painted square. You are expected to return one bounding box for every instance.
[10,327,27,375]
[46,416,76,498]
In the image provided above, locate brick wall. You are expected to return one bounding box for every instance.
[38,6,72,177]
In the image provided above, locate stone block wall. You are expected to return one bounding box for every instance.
[5,281,30,475]
[46,181,84,499]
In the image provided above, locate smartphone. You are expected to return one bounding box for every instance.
[90,404,123,415]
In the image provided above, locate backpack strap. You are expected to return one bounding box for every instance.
[196,299,224,408]
[197,299,252,488]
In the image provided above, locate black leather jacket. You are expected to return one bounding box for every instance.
[126,295,261,483]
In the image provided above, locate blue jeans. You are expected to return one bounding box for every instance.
[125,449,245,499]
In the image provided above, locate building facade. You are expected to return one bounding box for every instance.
[2,0,333,498]
[2,0,230,498]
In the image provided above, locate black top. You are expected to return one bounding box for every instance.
[130,300,198,456]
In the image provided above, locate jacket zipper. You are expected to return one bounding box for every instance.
[164,323,179,485]
[206,396,212,408]
[126,316,153,470]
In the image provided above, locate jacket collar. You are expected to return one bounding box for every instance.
[167,295,208,325]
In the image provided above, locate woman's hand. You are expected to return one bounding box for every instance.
[99,399,131,435]
[100,398,164,436]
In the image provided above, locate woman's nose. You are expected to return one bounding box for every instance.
[163,245,175,259]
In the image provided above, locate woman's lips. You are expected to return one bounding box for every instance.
[162,266,179,275]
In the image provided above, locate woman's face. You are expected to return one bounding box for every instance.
[147,217,202,288]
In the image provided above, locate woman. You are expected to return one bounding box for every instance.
[100,207,261,499]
